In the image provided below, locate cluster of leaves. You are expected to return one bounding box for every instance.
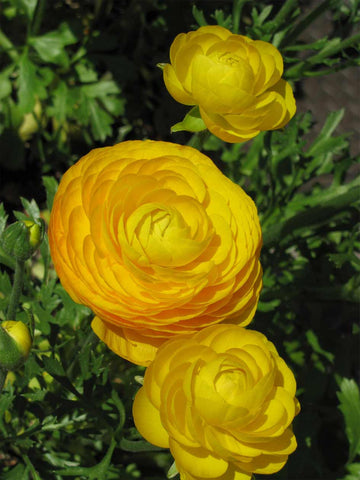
[0,0,126,173]
[0,0,359,479]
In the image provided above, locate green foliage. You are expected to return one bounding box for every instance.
[0,0,359,479]
[337,378,360,464]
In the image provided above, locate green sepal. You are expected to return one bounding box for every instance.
[156,62,166,71]
[0,323,28,370]
[171,106,207,133]
[0,218,45,261]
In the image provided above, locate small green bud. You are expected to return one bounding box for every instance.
[1,219,44,261]
[0,321,32,370]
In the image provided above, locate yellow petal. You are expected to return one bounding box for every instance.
[170,438,229,479]
[91,317,164,366]
[269,79,296,128]
[132,387,170,448]
[163,64,195,105]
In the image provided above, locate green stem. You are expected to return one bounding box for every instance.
[0,368,6,394]
[31,0,47,36]
[281,0,336,47]
[271,0,298,31]
[7,259,25,321]
[187,130,210,151]
[232,0,249,34]
[0,28,19,61]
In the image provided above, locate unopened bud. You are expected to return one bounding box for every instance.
[0,321,32,370]
[1,219,44,261]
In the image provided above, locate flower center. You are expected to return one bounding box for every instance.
[124,198,211,268]
[215,367,247,403]
[217,52,241,66]
[149,209,171,237]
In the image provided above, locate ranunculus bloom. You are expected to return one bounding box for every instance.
[163,25,296,143]
[133,324,300,480]
[48,140,262,365]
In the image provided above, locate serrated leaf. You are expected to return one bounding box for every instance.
[49,81,68,123]
[337,378,360,463]
[306,330,334,363]
[171,106,206,133]
[20,197,41,219]
[75,61,98,83]
[0,203,8,236]
[344,462,360,480]
[82,80,120,98]
[54,437,116,479]
[167,461,179,479]
[19,0,37,20]
[328,252,360,269]
[29,23,77,66]
[18,53,37,113]
[192,5,207,26]
[17,53,46,114]
[119,438,164,452]
[42,176,58,211]
[1,464,28,480]
[263,183,359,245]
[306,109,345,157]
[89,101,113,141]
[0,72,12,100]
[43,356,66,377]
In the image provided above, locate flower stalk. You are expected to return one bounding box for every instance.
[7,259,25,321]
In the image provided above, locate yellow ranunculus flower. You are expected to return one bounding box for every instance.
[133,324,300,480]
[163,25,296,143]
[48,140,262,366]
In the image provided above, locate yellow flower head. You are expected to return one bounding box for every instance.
[133,324,300,480]
[48,140,262,366]
[163,25,296,143]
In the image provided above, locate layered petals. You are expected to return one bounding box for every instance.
[133,324,300,479]
[49,140,262,365]
[163,25,296,142]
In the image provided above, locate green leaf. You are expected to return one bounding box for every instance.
[89,101,113,141]
[171,106,206,133]
[119,438,164,452]
[82,80,120,98]
[306,109,346,158]
[54,437,116,479]
[43,356,66,377]
[192,5,208,26]
[1,464,28,480]
[167,461,179,479]
[20,197,41,220]
[17,53,37,113]
[0,203,8,237]
[49,81,68,123]
[17,52,46,114]
[0,71,12,100]
[337,378,360,463]
[263,183,359,246]
[42,176,58,212]
[19,0,37,20]
[306,329,334,363]
[342,463,360,480]
[29,23,77,66]
[212,10,232,29]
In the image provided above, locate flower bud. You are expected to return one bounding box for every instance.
[1,219,44,261]
[0,321,32,370]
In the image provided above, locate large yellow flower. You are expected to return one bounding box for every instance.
[163,25,296,143]
[48,140,262,365]
[133,324,300,480]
